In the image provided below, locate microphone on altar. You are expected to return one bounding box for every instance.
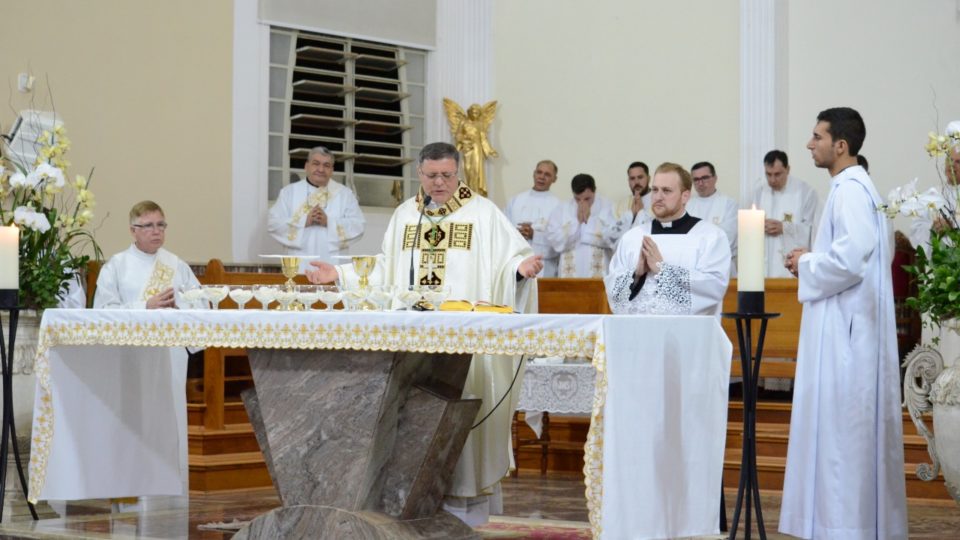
[409,194,432,288]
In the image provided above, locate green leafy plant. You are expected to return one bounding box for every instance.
[1,123,102,309]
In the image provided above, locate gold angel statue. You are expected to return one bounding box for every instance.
[442,98,499,196]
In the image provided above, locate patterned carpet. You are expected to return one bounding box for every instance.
[476,516,590,539]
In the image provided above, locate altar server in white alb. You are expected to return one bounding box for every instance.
[93,200,201,509]
[603,161,653,246]
[750,150,819,277]
[686,161,738,273]
[267,146,365,270]
[604,162,731,315]
[305,142,542,524]
[780,107,907,540]
[546,173,615,277]
[504,159,562,277]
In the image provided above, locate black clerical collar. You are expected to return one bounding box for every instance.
[652,212,699,234]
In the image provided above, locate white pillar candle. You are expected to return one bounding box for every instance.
[737,207,765,292]
[0,225,19,289]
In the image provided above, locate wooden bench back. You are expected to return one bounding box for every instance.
[537,278,612,315]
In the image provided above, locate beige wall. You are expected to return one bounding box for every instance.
[491,0,740,207]
[786,1,960,212]
[0,0,233,263]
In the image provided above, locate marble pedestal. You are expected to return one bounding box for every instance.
[234,349,482,540]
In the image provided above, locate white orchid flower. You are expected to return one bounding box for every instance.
[30,163,66,188]
[899,197,928,218]
[13,206,52,233]
[9,171,34,188]
[918,188,948,217]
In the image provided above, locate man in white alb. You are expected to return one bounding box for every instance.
[305,142,542,526]
[686,161,738,274]
[750,150,819,278]
[267,146,365,270]
[504,160,562,277]
[779,107,907,540]
[546,173,615,277]
[604,162,730,315]
[604,161,652,246]
[94,200,201,512]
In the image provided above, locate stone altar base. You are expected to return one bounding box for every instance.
[237,348,482,539]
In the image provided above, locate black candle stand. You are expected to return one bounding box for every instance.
[721,309,779,540]
[0,296,39,522]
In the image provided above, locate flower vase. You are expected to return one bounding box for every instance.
[903,319,960,505]
[3,310,56,519]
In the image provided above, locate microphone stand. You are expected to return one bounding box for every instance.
[409,195,432,288]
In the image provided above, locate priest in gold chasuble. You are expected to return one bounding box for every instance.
[307,142,543,514]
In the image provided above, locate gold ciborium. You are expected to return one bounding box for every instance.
[352,255,377,310]
[279,256,303,310]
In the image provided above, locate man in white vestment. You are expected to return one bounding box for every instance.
[504,160,562,277]
[305,142,542,526]
[546,173,615,277]
[779,107,907,540]
[94,201,201,511]
[603,161,653,246]
[750,150,819,278]
[267,146,365,270]
[686,161,738,274]
[604,162,730,315]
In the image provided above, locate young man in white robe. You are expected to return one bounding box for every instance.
[686,161,738,275]
[750,150,819,278]
[604,162,731,315]
[306,142,543,526]
[603,161,653,246]
[267,146,365,271]
[546,173,615,278]
[94,200,201,512]
[780,107,907,540]
[504,159,562,277]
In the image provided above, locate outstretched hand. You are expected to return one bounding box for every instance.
[518,255,544,278]
[306,261,339,284]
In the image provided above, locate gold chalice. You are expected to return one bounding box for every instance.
[280,256,304,310]
[351,255,377,310]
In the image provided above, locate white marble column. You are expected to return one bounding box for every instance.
[426,0,495,195]
[739,0,787,207]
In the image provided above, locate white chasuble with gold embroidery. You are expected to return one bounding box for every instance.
[94,245,200,310]
[338,184,537,499]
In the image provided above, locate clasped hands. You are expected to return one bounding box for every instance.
[783,248,808,277]
[764,218,784,236]
[306,206,328,227]
[576,200,592,224]
[633,236,664,278]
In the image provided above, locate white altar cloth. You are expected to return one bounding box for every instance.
[28,308,730,540]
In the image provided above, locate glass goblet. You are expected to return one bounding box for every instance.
[318,285,343,311]
[275,287,298,311]
[203,284,230,310]
[297,285,321,311]
[396,286,422,311]
[420,285,450,311]
[252,285,278,310]
[368,285,395,311]
[178,284,206,310]
[228,285,254,310]
[341,288,367,311]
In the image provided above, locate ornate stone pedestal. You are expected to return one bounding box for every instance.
[234,348,482,539]
[903,320,960,506]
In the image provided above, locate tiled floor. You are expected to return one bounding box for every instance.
[0,473,956,538]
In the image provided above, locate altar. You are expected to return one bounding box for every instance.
[27,309,731,539]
